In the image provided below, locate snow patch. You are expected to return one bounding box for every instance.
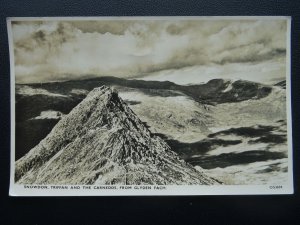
[16,85,68,98]
[31,110,64,120]
[70,89,89,95]
[209,126,234,133]
[222,82,233,92]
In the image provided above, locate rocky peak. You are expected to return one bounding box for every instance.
[15,86,219,185]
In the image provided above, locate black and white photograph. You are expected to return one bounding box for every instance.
[8,17,293,195]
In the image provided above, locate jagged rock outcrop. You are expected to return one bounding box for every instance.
[15,86,219,185]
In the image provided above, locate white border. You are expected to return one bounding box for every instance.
[285,18,294,193]
[7,16,293,196]
[8,18,16,196]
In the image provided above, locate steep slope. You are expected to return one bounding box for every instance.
[15,86,218,185]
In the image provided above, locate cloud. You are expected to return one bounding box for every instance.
[11,19,287,83]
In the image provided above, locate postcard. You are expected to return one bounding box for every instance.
[8,16,293,196]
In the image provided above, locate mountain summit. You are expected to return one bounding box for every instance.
[15,86,218,185]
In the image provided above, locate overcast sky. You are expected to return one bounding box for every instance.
[11,18,288,84]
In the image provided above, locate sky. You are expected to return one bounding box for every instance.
[10,18,288,84]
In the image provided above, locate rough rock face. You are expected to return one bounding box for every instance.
[15,86,219,185]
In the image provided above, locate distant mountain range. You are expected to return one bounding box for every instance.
[18,76,274,107]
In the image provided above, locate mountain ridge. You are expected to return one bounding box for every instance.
[17,76,273,104]
[16,86,219,185]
